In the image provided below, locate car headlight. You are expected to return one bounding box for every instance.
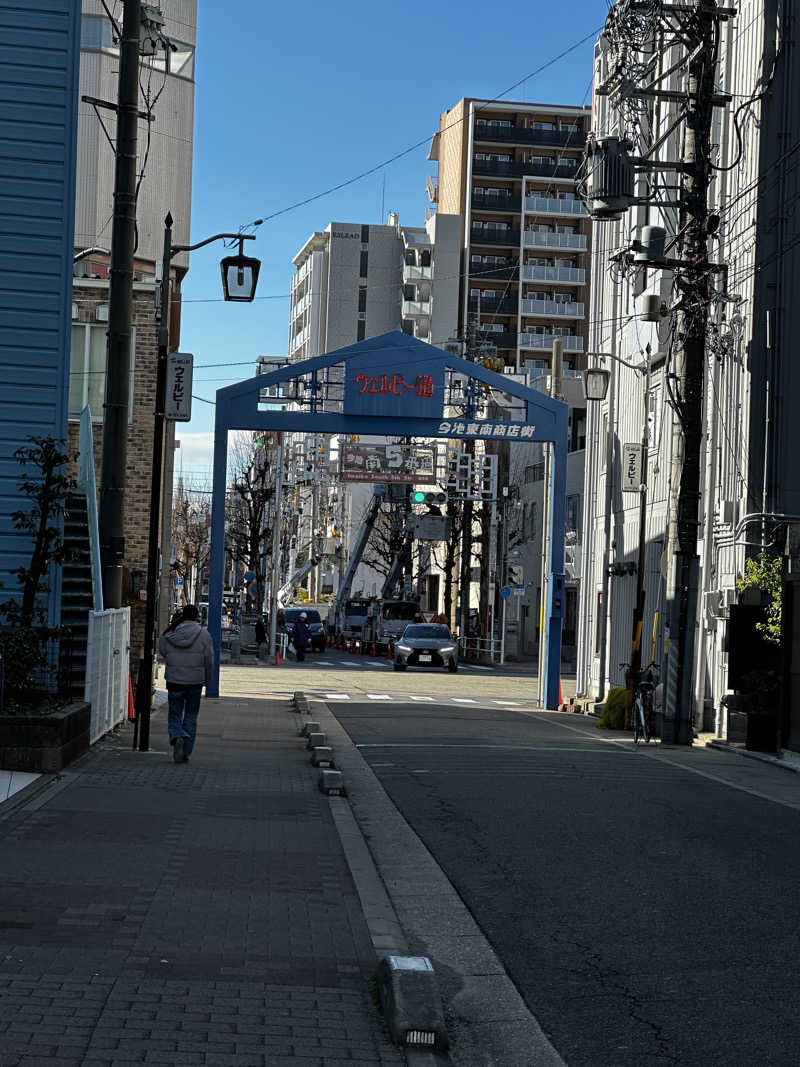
[439,645,456,653]
[395,644,411,653]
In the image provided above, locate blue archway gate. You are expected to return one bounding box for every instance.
[208,331,568,706]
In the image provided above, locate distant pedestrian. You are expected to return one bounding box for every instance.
[158,603,215,764]
[291,612,310,663]
[254,617,268,661]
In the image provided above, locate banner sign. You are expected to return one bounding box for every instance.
[340,444,436,483]
[165,352,193,421]
[344,351,444,418]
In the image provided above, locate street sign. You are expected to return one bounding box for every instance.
[421,611,435,622]
[175,576,184,586]
[165,352,193,421]
[500,586,511,599]
[622,443,642,492]
[407,514,452,541]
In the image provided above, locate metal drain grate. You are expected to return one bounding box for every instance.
[405,1030,436,1046]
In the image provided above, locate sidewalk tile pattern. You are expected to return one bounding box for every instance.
[0,696,406,1066]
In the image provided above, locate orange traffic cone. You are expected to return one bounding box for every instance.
[127,676,135,720]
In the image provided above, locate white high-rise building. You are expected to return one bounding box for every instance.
[287,213,460,603]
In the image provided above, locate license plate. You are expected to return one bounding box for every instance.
[419,654,432,663]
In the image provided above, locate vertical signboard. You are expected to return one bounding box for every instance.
[165,352,193,421]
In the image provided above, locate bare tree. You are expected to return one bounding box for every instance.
[225,432,278,611]
[359,502,403,579]
[171,481,211,605]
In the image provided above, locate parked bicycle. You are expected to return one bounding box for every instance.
[620,662,659,744]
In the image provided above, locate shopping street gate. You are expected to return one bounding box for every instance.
[207,331,568,705]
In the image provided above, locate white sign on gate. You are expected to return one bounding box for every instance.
[165,352,193,421]
[622,443,643,492]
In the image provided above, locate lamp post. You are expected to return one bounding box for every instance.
[133,214,260,752]
[583,345,653,718]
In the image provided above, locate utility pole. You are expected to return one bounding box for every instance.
[538,339,562,705]
[268,434,285,662]
[458,316,478,641]
[662,0,717,744]
[99,0,141,608]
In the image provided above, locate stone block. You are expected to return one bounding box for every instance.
[318,768,346,795]
[376,955,448,1050]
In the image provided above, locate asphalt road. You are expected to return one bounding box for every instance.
[330,692,800,1067]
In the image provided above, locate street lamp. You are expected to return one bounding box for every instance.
[134,213,260,752]
[583,345,653,721]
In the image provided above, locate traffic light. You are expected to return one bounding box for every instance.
[508,564,524,586]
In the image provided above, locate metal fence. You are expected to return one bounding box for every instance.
[84,608,130,743]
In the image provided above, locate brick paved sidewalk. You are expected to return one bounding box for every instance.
[0,693,407,1067]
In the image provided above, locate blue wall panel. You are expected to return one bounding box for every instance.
[0,0,81,623]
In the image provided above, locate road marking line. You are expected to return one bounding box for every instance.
[356,743,635,752]
[463,664,492,671]
[324,693,350,700]
[315,660,334,665]
[410,696,434,702]
[493,700,521,706]
[453,698,477,703]
[341,661,360,666]
[368,694,391,701]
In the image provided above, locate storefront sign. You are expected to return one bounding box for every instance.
[435,420,536,440]
[340,444,436,483]
[165,352,193,421]
[344,351,444,418]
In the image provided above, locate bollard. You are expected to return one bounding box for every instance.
[306,731,327,750]
[310,746,334,767]
[300,720,320,737]
[319,768,345,795]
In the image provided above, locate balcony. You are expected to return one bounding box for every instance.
[470,263,518,281]
[404,264,432,282]
[519,332,584,353]
[473,158,579,181]
[470,226,521,247]
[521,298,584,318]
[426,174,438,203]
[477,330,517,349]
[524,195,587,217]
[402,299,431,318]
[521,264,585,285]
[468,296,518,316]
[473,124,588,149]
[471,194,519,213]
[523,230,587,252]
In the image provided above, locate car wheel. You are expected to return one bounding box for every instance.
[448,660,458,673]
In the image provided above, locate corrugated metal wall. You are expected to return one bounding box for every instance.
[0,0,81,621]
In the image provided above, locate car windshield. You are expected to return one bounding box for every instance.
[285,609,322,625]
[403,625,452,639]
[382,602,418,620]
[346,601,369,616]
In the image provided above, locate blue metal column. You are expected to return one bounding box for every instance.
[207,415,228,697]
[544,413,568,709]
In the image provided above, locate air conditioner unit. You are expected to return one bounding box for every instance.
[95,305,109,322]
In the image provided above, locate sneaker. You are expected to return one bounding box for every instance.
[173,737,184,763]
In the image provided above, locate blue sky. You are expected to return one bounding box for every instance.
[176,0,604,478]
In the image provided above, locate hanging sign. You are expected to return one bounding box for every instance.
[622,443,642,492]
[165,352,193,421]
[340,444,436,483]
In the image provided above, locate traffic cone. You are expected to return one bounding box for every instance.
[275,648,281,666]
[127,676,135,721]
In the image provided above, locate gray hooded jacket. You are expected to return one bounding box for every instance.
[158,621,215,688]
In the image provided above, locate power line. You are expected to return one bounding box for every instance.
[248,26,603,227]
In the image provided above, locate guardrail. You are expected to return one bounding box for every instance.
[457,635,497,663]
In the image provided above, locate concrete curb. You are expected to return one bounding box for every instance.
[313,695,566,1067]
[706,739,800,774]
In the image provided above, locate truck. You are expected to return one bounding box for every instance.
[362,598,419,653]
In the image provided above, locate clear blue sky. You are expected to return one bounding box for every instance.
[176,0,604,473]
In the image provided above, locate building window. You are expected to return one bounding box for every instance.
[80,15,195,79]
[566,494,581,534]
[359,250,369,277]
[361,224,370,243]
[358,286,367,313]
[69,323,135,422]
[357,320,366,341]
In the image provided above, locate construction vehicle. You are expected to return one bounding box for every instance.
[360,523,419,653]
[328,485,386,645]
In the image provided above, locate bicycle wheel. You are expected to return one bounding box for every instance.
[638,699,650,744]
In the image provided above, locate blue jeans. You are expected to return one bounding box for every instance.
[167,686,202,756]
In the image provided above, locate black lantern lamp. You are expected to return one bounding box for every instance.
[583,365,611,401]
[220,238,261,302]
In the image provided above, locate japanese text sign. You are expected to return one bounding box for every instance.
[165,352,193,421]
[343,352,443,418]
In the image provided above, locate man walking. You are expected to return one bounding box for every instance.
[291,611,310,663]
[158,604,215,763]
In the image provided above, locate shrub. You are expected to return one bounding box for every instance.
[295,588,309,601]
[598,685,628,730]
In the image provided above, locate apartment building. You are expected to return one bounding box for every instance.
[287,213,460,604]
[427,98,592,373]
